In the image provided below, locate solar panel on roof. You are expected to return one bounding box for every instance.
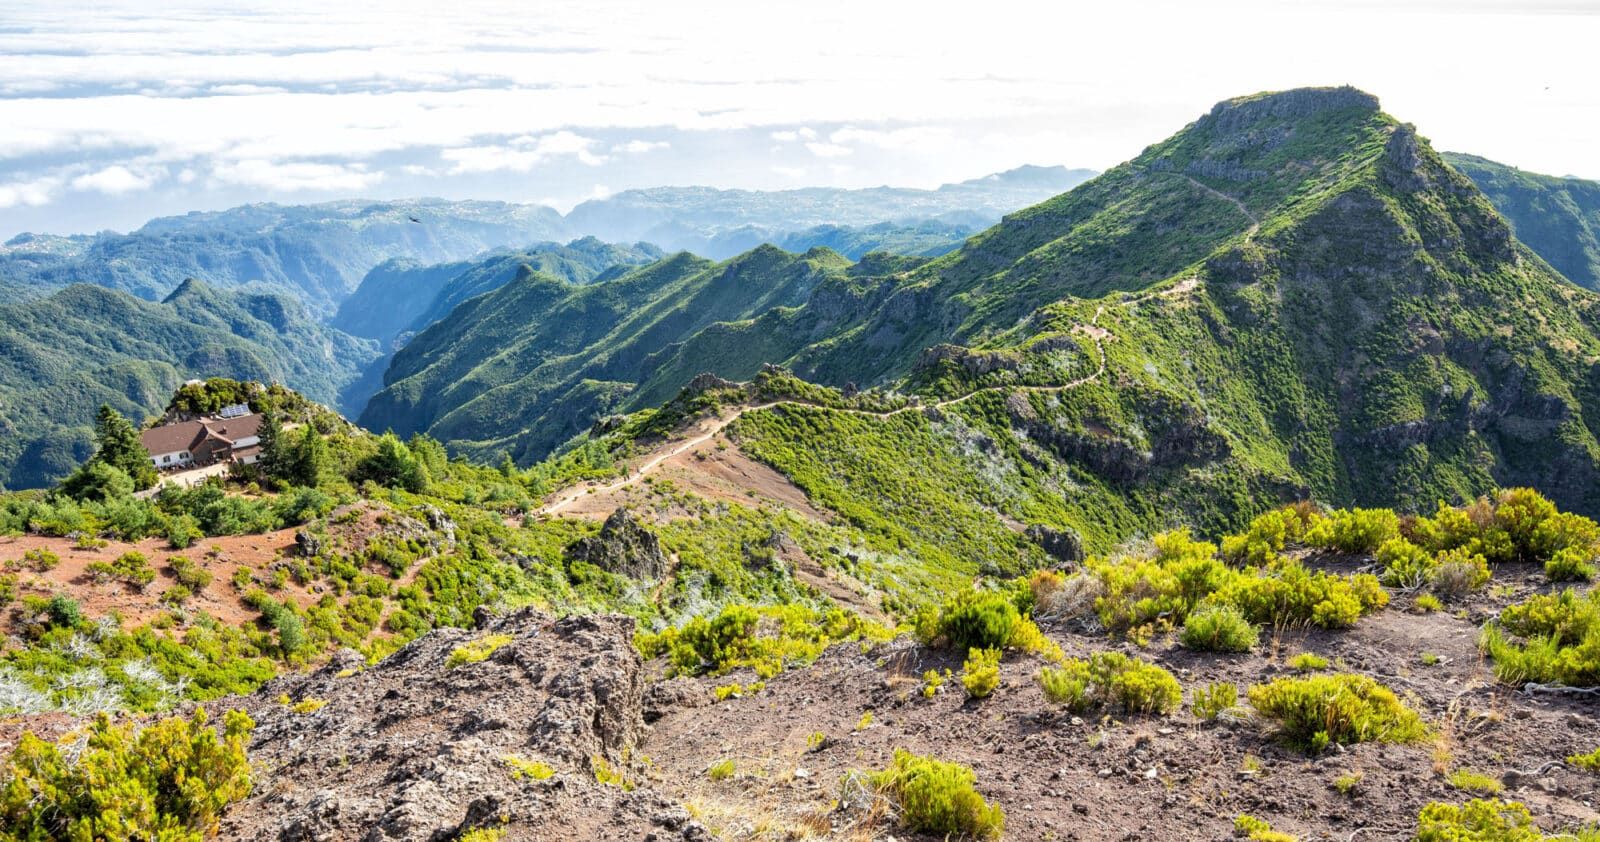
[218,403,250,419]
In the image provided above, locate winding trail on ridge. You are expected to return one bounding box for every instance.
[537,278,1201,517]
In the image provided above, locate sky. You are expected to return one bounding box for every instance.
[0,0,1596,238]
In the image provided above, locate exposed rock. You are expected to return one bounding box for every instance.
[293,529,322,558]
[1026,524,1085,564]
[214,610,698,841]
[567,507,669,580]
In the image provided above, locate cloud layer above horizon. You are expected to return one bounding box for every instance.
[1,0,1596,236]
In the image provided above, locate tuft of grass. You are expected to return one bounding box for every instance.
[856,711,874,731]
[591,754,633,791]
[707,758,736,781]
[1332,770,1363,795]
[1420,652,1441,666]
[1416,593,1443,613]
[1192,681,1237,722]
[290,698,327,714]
[1288,652,1329,672]
[1446,768,1504,795]
[446,633,514,668]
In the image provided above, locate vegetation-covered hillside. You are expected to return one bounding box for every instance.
[331,237,664,347]
[359,247,879,464]
[1445,152,1600,290]
[0,281,377,489]
[364,87,1600,530]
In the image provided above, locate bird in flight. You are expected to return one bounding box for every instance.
[408,215,422,223]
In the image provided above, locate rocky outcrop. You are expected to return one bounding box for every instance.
[214,610,706,842]
[567,508,670,580]
[1026,524,1085,565]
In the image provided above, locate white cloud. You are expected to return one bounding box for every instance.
[443,130,606,174]
[771,165,807,179]
[769,130,798,142]
[70,164,160,195]
[614,139,668,154]
[830,125,952,150]
[0,176,59,209]
[209,159,383,192]
[804,141,852,158]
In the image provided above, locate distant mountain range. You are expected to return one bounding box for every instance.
[0,199,566,316]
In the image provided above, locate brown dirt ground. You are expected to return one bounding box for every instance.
[552,432,827,523]
[0,503,421,635]
[642,560,1600,841]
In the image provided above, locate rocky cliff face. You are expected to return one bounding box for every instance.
[212,610,708,842]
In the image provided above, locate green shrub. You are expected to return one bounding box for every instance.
[1179,604,1258,652]
[1234,814,1297,842]
[0,708,253,840]
[1430,547,1491,597]
[916,589,1021,652]
[1036,651,1180,715]
[867,749,1004,840]
[1247,674,1428,752]
[1480,588,1600,687]
[1377,538,1435,588]
[45,593,82,628]
[503,754,556,781]
[20,548,59,572]
[962,647,1001,699]
[446,633,514,668]
[637,603,891,679]
[169,555,214,591]
[86,551,157,590]
[1416,593,1443,613]
[1546,547,1596,582]
[1306,508,1400,554]
[1192,681,1237,721]
[1038,662,1090,711]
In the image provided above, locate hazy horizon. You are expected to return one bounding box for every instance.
[2,0,1597,238]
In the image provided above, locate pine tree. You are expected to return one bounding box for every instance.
[287,424,327,487]
[256,409,284,480]
[91,405,157,491]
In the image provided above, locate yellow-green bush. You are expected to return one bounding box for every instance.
[1415,798,1569,842]
[1036,651,1180,715]
[914,589,1021,652]
[1446,769,1503,795]
[0,708,253,840]
[1376,538,1434,588]
[1480,588,1600,687]
[1305,507,1399,554]
[867,749,1004,840]
[637,603,891,679]
[1247,674,1428,752]
[1234,814,1297,842]
[1179,604,1258,652]
[446,633,514,668]
[1088,530,1386,636]
[961,647,1001,699]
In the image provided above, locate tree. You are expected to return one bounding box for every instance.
[58,460,135,503]
[285,424,327,488]
[255,409,284,481]
[355,433,430,493]
[92,405,158,490]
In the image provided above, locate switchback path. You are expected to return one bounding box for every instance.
[538,278,1200,516]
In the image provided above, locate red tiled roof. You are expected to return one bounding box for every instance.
[140,413,264,456]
